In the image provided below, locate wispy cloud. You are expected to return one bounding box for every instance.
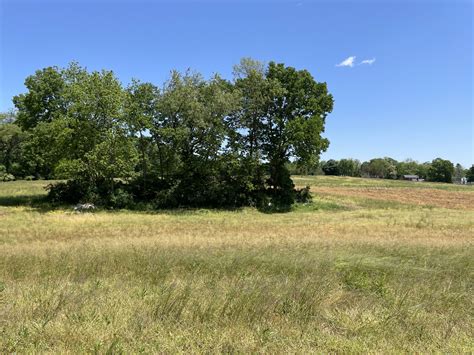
[336,56,356,67]
[360,58,376,65]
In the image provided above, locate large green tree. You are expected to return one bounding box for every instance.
[264,62,333,205]
[13,63,127,179]
[232,60,333,206]
[427,158,454,183]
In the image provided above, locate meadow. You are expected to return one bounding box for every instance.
[1,176,473,352]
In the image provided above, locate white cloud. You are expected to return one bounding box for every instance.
[360,58,376,65]
[336,56,356,67]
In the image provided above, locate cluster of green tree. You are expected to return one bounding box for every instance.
[306,157,473,183]
[1,59,333,209]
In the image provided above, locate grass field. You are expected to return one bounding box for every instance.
[1,176,473,352]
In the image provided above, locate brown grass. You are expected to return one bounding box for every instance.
[311,186,474,210]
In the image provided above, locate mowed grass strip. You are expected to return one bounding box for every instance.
[293,175,474,192]
[0,177,473,352]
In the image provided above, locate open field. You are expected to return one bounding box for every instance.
[1,177,473,352]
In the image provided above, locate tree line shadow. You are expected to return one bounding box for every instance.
[0,194,56,213]
[0,194,292,215]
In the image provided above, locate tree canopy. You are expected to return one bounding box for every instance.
[8,59,334,209]
[427,158,455,183]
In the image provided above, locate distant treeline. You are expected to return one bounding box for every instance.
[287,158,474,183]
[0,59,334,210]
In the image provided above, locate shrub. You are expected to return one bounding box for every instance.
[295,185,312,203]
[0,165,15,181]
[0,173,15,182]
[46,179,92,204]
[107,188,134,209]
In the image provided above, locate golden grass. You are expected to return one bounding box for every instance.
[1,178,473,352]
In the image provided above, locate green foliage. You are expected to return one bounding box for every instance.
[427,158,454,183]
[361,158,397,179]
[295,185,312,203]
[0,120,26,174]
[287,160,323,175]
[84,131,139,185]
[20,118,74,178]
[230,60,333,208]
[46,179,91,204]
[13,66,66,130]
[264,62,333,203]
[0,164,15,181]
[124,80,159,179]
[337,158,361,177]
[322,159,340,175]
[12,59,333,209]
[466,165,474,183]
[53,159,86,179]
[0,173,15,182]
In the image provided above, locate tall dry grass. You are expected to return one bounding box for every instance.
[1,178,473,352]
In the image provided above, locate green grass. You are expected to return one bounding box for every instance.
[1,177,473,352]
[293,175,473,191]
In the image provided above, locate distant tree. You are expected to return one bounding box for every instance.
[0,110,17,124]
[322,159,339,176]
[337,159,353,176]
[396,159,431,179]
[382,157,398,179]
[415,162,430,179]
[453,163,465,183]
[397,159,418,177]
[0,118,26,175]
[361,158,386,178]
[286,161,321,175]
[466,165,474,183]
[427,158,454,183]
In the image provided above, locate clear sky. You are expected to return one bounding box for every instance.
[1,0,472,166]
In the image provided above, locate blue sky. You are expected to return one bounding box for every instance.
[1,0,472,166]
